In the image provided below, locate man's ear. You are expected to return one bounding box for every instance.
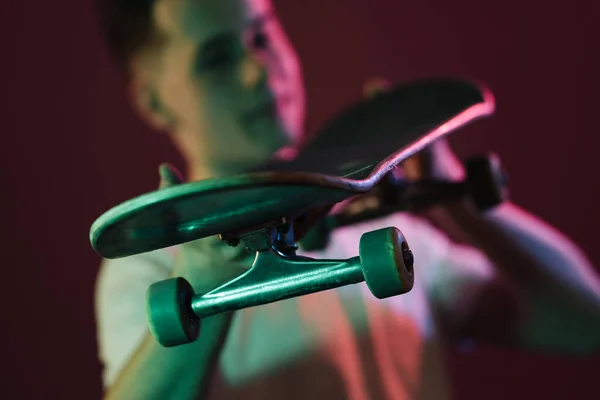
[128,79,175,132]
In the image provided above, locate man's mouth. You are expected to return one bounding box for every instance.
[241,93,295,124]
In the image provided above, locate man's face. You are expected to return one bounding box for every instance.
[140,0,305,178]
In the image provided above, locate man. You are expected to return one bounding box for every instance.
[93,0,600,399]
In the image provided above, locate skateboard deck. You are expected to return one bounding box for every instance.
[90,78,494,259]
[252,77,494,176]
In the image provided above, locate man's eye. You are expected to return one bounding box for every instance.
[252,31,269,50]
[202,52,236,69]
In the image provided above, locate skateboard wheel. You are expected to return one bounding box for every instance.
[465,153,508,211]
[359,227,415,299]
[146,277,200,347]
[299,219,331,251]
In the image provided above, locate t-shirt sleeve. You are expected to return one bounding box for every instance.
[94,250,173,389]
[380,213,496,310]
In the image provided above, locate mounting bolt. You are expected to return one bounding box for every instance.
[402,247,414,270]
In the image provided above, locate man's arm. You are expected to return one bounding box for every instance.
[96,242,248,400]
[425,199,600,354]
[104,314,231,400]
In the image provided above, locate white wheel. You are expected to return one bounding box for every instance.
[359,227,414,299]
[146,277,201,347]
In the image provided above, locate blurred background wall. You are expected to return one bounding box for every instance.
[1,0,598,398]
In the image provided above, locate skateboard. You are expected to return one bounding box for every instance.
[89,78,497,347]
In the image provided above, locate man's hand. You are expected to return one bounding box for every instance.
[401,139,465,183]
[102,164,247,400]
[158,163,251,294]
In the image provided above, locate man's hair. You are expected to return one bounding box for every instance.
[94,0,156,76]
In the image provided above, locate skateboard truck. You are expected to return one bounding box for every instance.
[300,153,509,251]
[146,220,414,347]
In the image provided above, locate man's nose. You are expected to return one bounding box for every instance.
[238,51,268,90]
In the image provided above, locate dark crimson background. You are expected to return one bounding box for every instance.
[1,0,599,398]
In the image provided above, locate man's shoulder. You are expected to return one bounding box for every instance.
[96,246,179,286]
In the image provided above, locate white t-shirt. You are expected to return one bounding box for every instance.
[95,212,494,399]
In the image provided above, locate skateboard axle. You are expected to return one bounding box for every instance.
[190,250,365,318]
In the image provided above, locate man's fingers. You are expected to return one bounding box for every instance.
[158,162,183,189]
[294,205,334,241]
[186,234,252,262]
